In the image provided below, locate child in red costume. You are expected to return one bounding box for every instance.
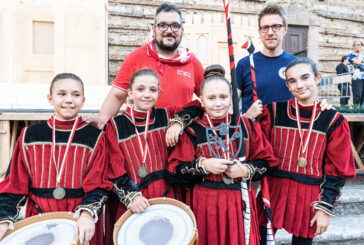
[258,58,356,245]
[166,65,278,245]
[0,73,109,245]
[104,69,201,244]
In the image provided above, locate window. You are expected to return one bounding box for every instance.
[198,35,207,64]
[32,21,54,54]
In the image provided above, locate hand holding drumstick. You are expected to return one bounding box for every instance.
[75,211,95,245]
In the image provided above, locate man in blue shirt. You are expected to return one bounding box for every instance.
[236,5,295,118]
[348,40,364,105]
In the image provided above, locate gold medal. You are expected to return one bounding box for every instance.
[131,108,151,179]
[295,99,317,170]
[297,158,307,168]
[222,174,233,185]
[53,187,66,200]
[138,167,148,178]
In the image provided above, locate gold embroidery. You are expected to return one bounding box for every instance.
[72,146,78,189]
[287,129,296,172]
[79,148,86,187]
[77,195,108,215]
[33,145,37,186]
[123,141,138,182]
[40,145,44,187]
[281,129,289,170]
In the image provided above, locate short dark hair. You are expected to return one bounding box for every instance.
[130,69,159,89]
[154,3,183,25]
[286,57,319,77]
[200,64,232,95]
[50,73,84,95]
[341,55,348,63]
[258,4,287,27]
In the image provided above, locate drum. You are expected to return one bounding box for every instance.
[0,212,78,245]
[113,197,198,245]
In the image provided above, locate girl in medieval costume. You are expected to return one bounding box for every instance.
[103,68,201,244]
[166,64,278,245]
[0,73,109,245]
[258,57,356,245]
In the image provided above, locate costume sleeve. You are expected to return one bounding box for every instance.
[105,120,127,181]
[313,115,356,215]
[166,132,204,187]
[193,58,204,96]
[243,117,278,182]
[104,120,141,208]
[168,100,204,128]
[77,131,109,217]
[259,104,274,141]
[0,128,29,224]
[112,53,135,92]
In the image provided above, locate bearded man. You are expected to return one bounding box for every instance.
[91,3,204,129]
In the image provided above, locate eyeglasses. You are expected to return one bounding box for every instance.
[259,24,285,33]
[156,23,182,32]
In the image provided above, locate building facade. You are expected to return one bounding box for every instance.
[0,0,108,85]
[108,0,364,83]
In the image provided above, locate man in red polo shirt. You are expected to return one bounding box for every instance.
[91,3,204,129]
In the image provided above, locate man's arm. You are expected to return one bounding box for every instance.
[99,87,128,122]
[86,87,128,130]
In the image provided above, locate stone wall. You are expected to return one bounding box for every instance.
[108,0,364,83]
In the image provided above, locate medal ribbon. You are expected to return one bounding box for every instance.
[295,98,317,159]
[206,114,229,160]
[51,116,80,186]
[130,108,151,163]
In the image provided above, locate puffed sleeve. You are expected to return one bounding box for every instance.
[313,115,356,215]
[166,131,205,187]
[0,128,29,226]
[104,119,140,208]
[242,116,278,182]
[76,131,109,217]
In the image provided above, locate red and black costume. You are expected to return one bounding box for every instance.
[167,114,278,245]
[0,117,109,245]
[104,105,201,244]
[258,99,356,239]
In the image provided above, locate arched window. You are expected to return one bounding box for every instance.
[197,35,207,64]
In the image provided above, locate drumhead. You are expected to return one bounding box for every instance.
[116,198,195,245]
[0,212,77,245]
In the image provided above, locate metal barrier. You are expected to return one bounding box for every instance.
[318,73,352,106]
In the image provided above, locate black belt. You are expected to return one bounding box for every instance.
[30,185,85,198]
[198,180,241,190]
[271,169,324,185]
[137,170,166,190]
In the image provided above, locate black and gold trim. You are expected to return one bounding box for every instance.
[77,188,109,216]
[0,194,27,224]
[243,159,271,182]
[311,175,346,215]
[111,174,141,207]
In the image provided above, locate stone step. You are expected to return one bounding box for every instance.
[275,214,364,245]
[335,185,364,216]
